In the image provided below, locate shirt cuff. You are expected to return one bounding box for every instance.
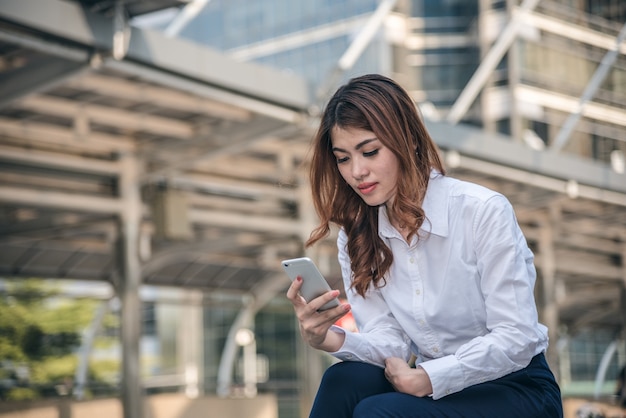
[327,325,385,367]
[418,355,465,400]
[328,325,358,361]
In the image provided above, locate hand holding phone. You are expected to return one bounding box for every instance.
[282,257,340,311]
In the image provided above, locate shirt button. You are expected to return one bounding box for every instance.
[419,320,425,326]
[415,289,421,295]
[433,347,439,353]
[409,257,415,263]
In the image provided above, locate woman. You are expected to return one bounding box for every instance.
[286,74,563,417]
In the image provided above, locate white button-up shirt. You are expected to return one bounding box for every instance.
[330,172,548,400]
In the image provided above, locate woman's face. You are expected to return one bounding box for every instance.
[331,126,399,208]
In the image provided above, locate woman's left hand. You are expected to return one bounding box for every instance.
[384,357,433,397]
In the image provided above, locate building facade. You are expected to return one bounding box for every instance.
[164,0,626,166]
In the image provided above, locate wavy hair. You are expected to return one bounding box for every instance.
[305,74,445,297]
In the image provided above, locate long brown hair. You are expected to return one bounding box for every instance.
[305,74,445,297]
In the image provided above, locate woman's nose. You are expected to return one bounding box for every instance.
[351,158,368,179]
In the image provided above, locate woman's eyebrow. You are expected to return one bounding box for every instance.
[332,138,378,152]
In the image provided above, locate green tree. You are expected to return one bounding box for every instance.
[0,279,118,400]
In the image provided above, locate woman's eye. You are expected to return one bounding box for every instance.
[363,149,378,157]
[336,156,349,164]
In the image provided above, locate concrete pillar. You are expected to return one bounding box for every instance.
[506,0,523,141]
[621,237,626,356]
[179,290,204,398]
[295,171,328,416]
[118,151,144,418]
[538,206,560,379]
[478,0,497,133]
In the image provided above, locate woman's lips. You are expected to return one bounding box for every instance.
[357,182,377,195]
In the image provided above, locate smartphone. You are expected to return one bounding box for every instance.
[281,257,340,311]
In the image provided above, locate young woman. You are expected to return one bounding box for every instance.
[286,74,563,417]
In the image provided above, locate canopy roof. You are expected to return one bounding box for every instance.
[0,0,625,338]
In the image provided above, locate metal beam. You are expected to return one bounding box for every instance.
[164,0,210,37]
[515,85,626,129]
[143,118,297,181]
[65,73,252,122]
[228,14,369,62]
[0,57,89,109]
[141,237,262,278]
[0,186,123,213]
[0,145,121,175]
[518,10,626,54]
[189,209,301,235]
[337,0,397,72]
[0,213,111,237]
[0,117,135,152]
[551,22,626,151]
[594,340,618,400]
[0,27,89,61]
[452,154,626,207]
[316,0,397,102]
[426,120,626,196]
[168,173,297,201]
[16,95,196,139]
[0,0,311,111]
[105,59,306,123]
[446,0,540,124]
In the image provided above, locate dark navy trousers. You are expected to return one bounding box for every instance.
[309,353,563,417]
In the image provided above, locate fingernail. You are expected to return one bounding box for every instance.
[296,276,302,282]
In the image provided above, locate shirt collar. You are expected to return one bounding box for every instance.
[378,170,449,239]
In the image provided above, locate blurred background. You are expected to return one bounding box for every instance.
[0,0,625,417]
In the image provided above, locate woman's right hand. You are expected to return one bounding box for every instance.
[286,275,351,352]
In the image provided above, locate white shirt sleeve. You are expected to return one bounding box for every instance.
[329,228,412,367]
[420,194,545,399]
